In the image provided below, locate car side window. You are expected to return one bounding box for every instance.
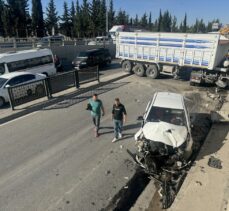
[7,75,34,86]
[0,63,5,75]
[23,74,36,82]
[7,76,22,86]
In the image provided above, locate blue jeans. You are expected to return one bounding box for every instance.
[114,120,123,139]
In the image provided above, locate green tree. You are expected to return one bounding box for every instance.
[6,0,29,37]
[182,13,187,32]
[60,1,71,36]
[134,14,139,27]
[0,0,4,36]
[74,0,82,37]
[171,16,177,32]
[98,0,106,35]
[81,0,91,36]
[1,4,11,36]
[90,0,100,36]
[32,0,44,37]
[161,10,171,32]
[141,13,148,28]
[45,0,59,35]
[69,1,76,37]
[116,9,129,26]
[148,12,152,31]
[108,0,115,29]
[157,9,162,32]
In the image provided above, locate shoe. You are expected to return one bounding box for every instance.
[118,133,123,139]
[112,138,118,143]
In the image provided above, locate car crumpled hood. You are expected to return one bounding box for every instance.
[136,121,188,148]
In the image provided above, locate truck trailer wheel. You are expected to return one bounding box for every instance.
[122,60,133,73]
[133,63,145,77]
[146,65,159,79]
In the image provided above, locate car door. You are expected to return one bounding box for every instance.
[6,75,35,99]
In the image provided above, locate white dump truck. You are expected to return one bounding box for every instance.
[116,32,229,88]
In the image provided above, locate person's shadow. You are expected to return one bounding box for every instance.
[99,122,141,139]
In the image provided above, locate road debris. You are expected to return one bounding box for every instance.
[196,181,203,186]
[106,170,111,175]
[208,156,222,169]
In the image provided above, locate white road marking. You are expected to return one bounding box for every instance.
[0,111,38,127]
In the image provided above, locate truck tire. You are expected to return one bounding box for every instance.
[122,60,133,73]
[146,65,159,79]
[133,63,145,77]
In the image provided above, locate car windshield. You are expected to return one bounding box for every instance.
[146,106,186,126]
[0,78,7,88]
[78,52,89,58]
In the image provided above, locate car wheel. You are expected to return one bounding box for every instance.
[35,85,45,96]
[133,63,145,77]
[0,97,5,107]
[122,60,133,73]
[146,65,159,79]
[106,59,111,65]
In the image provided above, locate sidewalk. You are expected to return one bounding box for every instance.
[169,95,229,211]
[0,71,129,124]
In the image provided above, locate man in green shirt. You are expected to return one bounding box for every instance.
[89,94,105,137]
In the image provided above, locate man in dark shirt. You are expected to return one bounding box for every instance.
[112,98,127,143]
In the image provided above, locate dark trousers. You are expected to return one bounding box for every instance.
[113,119,123,138]
[92,115,101,133]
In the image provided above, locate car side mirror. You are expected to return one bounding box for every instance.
[137,116,144,121]
[5,84,10,88]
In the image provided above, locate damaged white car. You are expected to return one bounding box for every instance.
[133,92,193,208]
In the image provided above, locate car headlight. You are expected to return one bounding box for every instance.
[80,62,87,65]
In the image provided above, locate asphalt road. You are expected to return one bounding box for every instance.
[0,70,220,211]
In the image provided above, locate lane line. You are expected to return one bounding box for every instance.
[0,111,39,127]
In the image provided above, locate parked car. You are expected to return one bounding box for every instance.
[88,36,113,45]
[72,48,112,70]
[36,35,65,47]
[0,72,46,107]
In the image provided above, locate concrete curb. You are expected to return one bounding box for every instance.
[0,72,130,125]
[130,180,156,211]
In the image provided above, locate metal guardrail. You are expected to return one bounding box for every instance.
[0,39,106,50]
[7,79,48,110]
[7,66,99,110]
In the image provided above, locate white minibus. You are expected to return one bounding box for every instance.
[0,48,56,76]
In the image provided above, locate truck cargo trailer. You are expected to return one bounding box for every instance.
[116,32,229,88]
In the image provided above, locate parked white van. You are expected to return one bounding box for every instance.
[0,48,56,76]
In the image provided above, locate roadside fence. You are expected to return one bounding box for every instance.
[7,66,99,110]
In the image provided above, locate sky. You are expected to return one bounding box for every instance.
[37,0,229,25]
